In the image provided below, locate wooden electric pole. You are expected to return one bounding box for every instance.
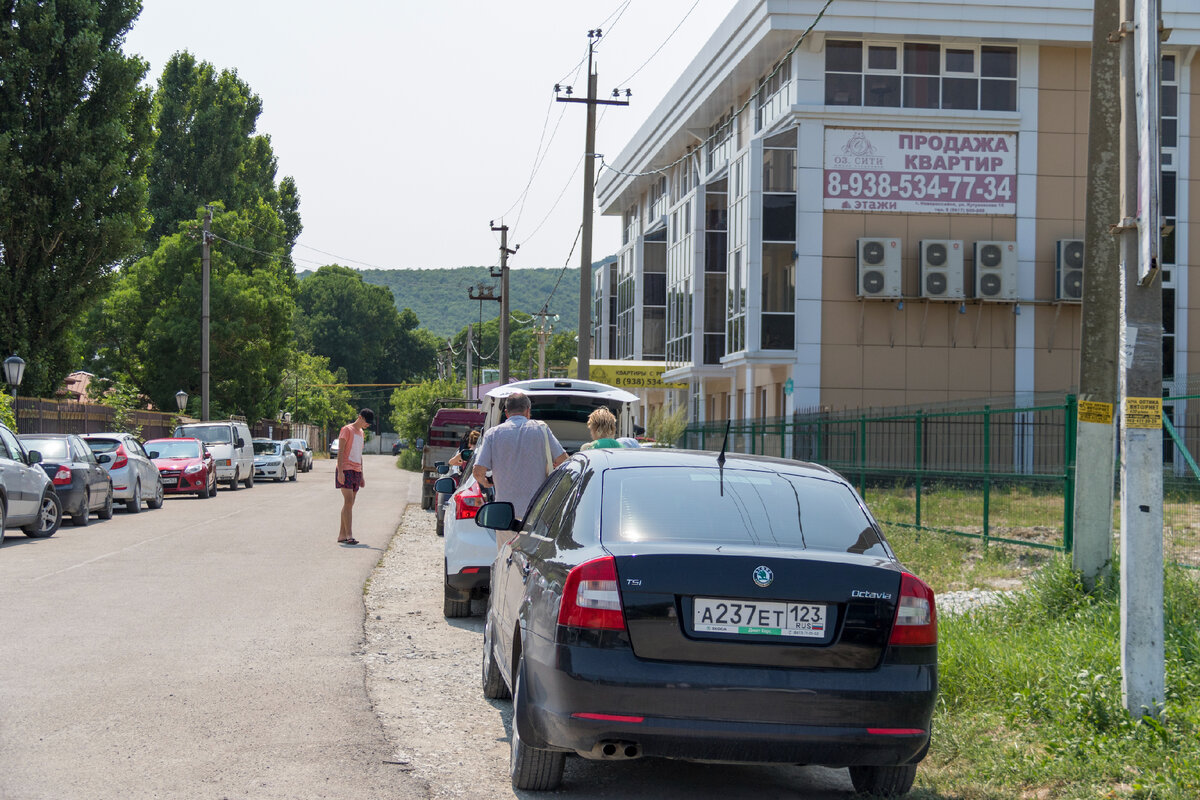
[490,222,517,383]
[556,28,629,380]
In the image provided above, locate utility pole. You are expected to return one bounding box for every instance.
[1117,0,1165,718]
[532,308,557,379]
[465,323,474,404]
[1072,0,1122,585]
[201,205,213,421]
[556,28,629,380]
[490,222,517,383]
[467,282,501,391]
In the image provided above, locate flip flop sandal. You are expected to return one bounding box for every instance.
[340,538,359,546]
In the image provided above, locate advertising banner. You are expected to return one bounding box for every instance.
[824,129,1017,216]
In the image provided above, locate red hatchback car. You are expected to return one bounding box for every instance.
[144,437,216,498]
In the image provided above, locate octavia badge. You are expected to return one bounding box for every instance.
[752,565,774,588]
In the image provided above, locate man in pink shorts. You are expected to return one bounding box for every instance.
[336,408,374,545]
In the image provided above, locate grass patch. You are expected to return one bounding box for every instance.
[885,526,1049,592]
[899,556,1200,799]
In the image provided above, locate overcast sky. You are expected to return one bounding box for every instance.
[124,1,733,276]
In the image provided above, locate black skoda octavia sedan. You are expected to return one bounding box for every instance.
[477,447,937,795]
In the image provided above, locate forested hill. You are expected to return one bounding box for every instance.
[298,264,604,339]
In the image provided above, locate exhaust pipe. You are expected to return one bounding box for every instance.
[589,740,642,760]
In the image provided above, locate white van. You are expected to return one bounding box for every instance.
[481,378,639,452]
[173,420,255,489]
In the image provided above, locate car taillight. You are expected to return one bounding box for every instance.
[52,466,73,486]
[111,445,129,470]
[455,488,485,520]
[558,556,625,631]
[888,572,937,646]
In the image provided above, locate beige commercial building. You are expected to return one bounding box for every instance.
[594,0,1200,424]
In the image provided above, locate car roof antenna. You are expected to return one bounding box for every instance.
[717,419,730,496]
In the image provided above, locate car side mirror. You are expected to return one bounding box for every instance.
[475,501,520,531]
[26,449,41,465]
[236,438,245,448]
[146,451,158,459]
[433,477,457,494]
[434,461,446,469]
[436,464,449,474]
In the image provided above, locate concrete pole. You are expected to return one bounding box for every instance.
[1072,0,1122,585]
[1117,0,1164,718]
[201,206,212,422]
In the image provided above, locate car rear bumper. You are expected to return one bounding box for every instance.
[447,566,491,592]
[520,636,935,766]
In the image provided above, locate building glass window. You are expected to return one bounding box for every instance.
[706,108,734,174]
[755,53,793,132]
[1161,53,1178,381]
[760,132,796,351]
[726,157,748,355]
[826,40,1017,112]
[616,250,636,360]
[703,179,728,365]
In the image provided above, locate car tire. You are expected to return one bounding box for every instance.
[23,491,62,538]
[72,499,90,527]
[244,470,254,489]
[1,500,6,547]
[444,570,471,618]
[481,614,510,700]
[208,477,217,498]
[289,466,297,482]
[147,479,164,509]
[435,512,445,537]
[98,490,114,520]
[510,657,565,791]
[126,480,143,513]
[848,765,917,797]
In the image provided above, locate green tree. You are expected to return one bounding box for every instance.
[279,352,354,432]
[93,203,296,420]
[146,51,298,251]
[296,265,436,384]
[388,378,465,446]
[0,0,154,395]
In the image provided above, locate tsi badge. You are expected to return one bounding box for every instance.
[752,565,774,588]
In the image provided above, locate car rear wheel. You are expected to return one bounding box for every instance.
[23,491,62,538]
[289,465,297,481]
[98,490,114,520]
[510,657,564,791]
[848,764,917,797]
[244,471,254,489]
[435,512,445,537]
[126,481,143,513]
[481,615,510,700]
[443,568,470,618]
[72,498,90,527]
[147,480,164,509]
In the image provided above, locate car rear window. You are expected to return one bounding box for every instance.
[21,438,69,460]
[85,438,120,454]
[601,466,887,555]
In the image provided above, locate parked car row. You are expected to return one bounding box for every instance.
[431,379,938,797]
[1,420,315,546]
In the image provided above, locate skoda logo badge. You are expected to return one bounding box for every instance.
[752,565,774,588]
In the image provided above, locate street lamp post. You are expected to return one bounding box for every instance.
[175,390,189,414]
[4,355,26,432]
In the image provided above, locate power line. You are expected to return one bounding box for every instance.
[613,0,702,87]
[542,224,583,315]
[598,0,837,181]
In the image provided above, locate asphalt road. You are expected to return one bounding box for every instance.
[0,454,421,800]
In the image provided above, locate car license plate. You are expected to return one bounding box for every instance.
[162,477,177,486]
[693,597,827,639]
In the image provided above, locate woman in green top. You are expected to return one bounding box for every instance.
[580,407,622,450]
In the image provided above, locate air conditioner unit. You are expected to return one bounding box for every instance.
[857,238,902,298]
[919,240,965,299]
[1056,239,1084,302]
[974,241,1018,301]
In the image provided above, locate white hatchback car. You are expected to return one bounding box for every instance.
[438,378,639,618]
[81,432,165,512]
[252,439,297,482]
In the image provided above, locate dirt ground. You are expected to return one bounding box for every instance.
[361,505,861,799]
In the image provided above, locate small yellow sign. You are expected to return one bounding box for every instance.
[1124,397,1162,429]
[1078,400,1113,425]
[581,361,688,390]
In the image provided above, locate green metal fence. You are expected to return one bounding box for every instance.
[684,393,1200,568]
